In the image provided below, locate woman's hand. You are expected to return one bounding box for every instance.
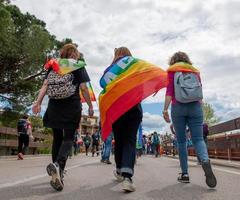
[163,110,171,123]
[32,102,41,114]
[32,79,47,114]
[29,135,34,141]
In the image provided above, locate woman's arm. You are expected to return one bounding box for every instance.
[80,82,94,116]
[32,79,48,114]
[163,73,174,123]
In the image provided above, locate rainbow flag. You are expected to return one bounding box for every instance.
[44,58,86,75]
[99,56,168,140]
[80,82,97,103]
[167,62,199,73]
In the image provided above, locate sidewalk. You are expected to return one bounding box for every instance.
[165,155,240,169]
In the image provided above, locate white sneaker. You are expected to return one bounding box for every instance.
[46,163,64,191]
[113,170,124,182]
[122,178,136,192]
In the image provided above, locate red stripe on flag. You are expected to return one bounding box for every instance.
[101,75,167,140]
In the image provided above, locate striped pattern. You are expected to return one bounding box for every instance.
[167,62,199,73]
[80,82,97,103]
[99,56,168,140]
[44,58,86,75]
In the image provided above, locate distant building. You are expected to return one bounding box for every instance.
[79,115,99,136]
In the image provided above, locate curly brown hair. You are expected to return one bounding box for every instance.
[169,51,192,65]
[60,43,79,59]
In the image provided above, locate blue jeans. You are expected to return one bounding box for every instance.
[171,102,209,174]
[102,134,113,160]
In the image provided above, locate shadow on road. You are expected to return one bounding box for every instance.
[147,183,216,200]
[45,182,125,200]
[0,181,53,200]
[0,179,126,200]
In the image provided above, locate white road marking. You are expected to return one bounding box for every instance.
[212,167,240,175]
[1,157,239,189]
[0,160,96,189]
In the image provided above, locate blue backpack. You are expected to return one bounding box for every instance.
[153,134,160,145]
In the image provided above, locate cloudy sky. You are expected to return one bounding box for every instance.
[12,0,240,134]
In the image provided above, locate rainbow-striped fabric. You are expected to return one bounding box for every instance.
[99,56,168,140]
[80,82,97,103]
[44,58,86,75]
[167,62,199,73]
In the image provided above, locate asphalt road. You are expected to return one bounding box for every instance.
[0,154,239,200]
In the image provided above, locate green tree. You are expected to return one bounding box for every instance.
[0,2,74,111]
[203,103,219,126]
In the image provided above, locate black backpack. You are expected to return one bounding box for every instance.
[92,133,100,143]
[17,119,28,135]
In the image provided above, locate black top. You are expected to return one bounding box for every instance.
[44,68,90,99]
[43,68,90,129]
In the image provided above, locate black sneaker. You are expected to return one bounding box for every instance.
[104,160,112,164]
[46,163,64,191]
[202,161,217,188]
[177,173,190,183]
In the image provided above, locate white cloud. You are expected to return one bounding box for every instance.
[12,0,240,123]
[142,112,169,134]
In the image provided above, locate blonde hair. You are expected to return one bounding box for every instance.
[60,43,79,59]
[169,51,192,65]
[111,47,132,64]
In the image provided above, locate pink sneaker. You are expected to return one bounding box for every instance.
[17,153,23,160]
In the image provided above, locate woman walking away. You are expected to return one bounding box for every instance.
[99,47,167,192]
[111,48,143,192]
[32,44,94,191]
[83,132,91,156]
[101,47,143,192]
[163,51,217,188]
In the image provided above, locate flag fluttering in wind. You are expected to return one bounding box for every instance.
[44,58,86,75]
[80,82,97,103]
[44,58,96,103]
[99,56,168,140]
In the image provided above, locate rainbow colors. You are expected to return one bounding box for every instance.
[44,58,86,75]
[167,62,199,73]
[80,82,97,103]
[99,56,168,140]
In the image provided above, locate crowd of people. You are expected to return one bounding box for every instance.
[26,44,217,192]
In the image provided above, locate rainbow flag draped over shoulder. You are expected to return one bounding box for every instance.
[44,58,86,75]
[167,62,199,73]
[99,56,168,140]
[80,82,97,103]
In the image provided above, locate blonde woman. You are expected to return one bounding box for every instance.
[102,47,143,192]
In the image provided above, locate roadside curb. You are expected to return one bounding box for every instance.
[0,154,51,160]
[164,155,240,170]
